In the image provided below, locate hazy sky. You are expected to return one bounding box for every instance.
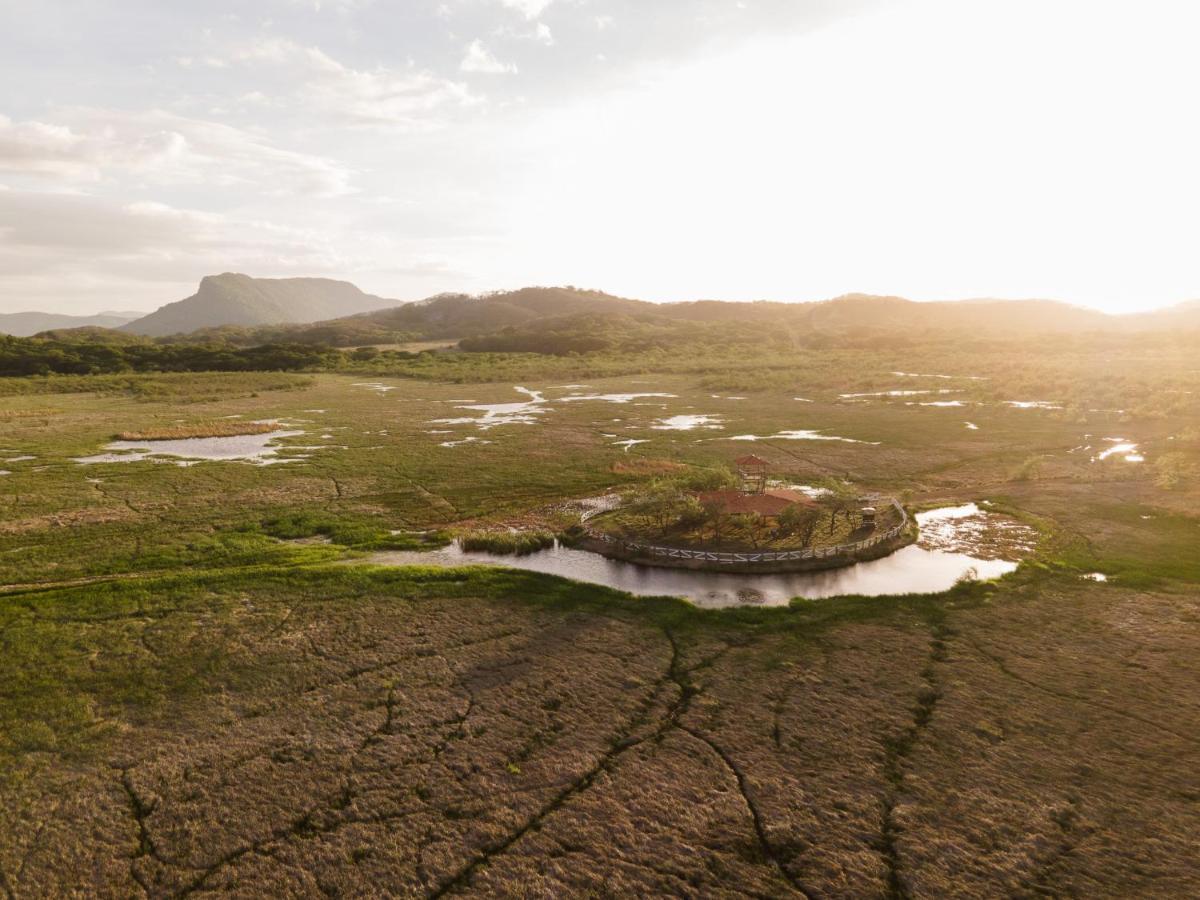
[2,0,1198,315]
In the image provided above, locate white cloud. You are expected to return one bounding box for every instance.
[0,116,92,180]
[237,39,478,127]
[289,0,373,12]
[497,0,556,20]
[0,186,479,312]
[0,191,320,257]
[0,189,351,311]
[496,21,554,45]
[0,110,354,197]
[236,37,300,64]
[460,39,518,74]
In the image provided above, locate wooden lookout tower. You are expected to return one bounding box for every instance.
[735,454,770,495]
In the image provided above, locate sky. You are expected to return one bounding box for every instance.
[1,0,1199,316]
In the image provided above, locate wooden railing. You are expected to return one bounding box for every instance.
[585,498,909,566]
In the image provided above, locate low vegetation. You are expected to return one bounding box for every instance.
[460,529,557,555]
[0,370,313,401]
[116,421,278,441]
[0,330,1197,895]
[259,512,451,552]
[591,472,897,552]
[1,564,1196,896]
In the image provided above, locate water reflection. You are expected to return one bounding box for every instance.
[369,504,1023,609]
[73,429,308,466]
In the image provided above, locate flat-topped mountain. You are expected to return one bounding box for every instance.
[120,274,397,337]
[0,310,141,337]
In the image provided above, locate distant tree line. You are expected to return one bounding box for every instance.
[36,322,421,349]
[0,336,340,376]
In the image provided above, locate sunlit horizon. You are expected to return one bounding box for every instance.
[3,0,1199,316]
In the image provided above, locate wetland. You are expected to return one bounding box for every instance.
[1,338,1198,897]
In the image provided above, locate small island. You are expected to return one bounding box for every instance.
[580,455,913,573]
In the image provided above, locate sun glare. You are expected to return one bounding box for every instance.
[500,0,1200,311]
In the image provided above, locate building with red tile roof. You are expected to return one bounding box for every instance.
[696,488,817,517]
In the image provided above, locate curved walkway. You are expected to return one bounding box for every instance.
[585,498,910,567]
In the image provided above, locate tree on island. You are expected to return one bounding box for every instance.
[777,503,821,545]
[677,496,707,530]
[629,480,689,535]
[821,483,862,536]
[730,512,768,549]
[700,497,727,543]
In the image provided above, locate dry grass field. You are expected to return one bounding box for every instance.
[2,568,1196,898]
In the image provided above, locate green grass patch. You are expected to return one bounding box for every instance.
[459,529,557,555]
[260,512,451,552]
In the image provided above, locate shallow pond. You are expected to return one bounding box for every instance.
[368,504,1028,609]
[840,389,961,399]
[1094,439,1144,463]
[612,438,650,452]
[73,429,308,466]
[432,387,680,434]
[652,414,724,431]
[891,371,986,380]
[730,429,877,444]
[353,382,398,394]
[1005,400,1063,410]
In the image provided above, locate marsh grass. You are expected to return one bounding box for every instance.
[116,422,278,441]
[1,347,1198,896]
[0,562,993,763]
[0,371,314,402]
[260,512,451,552]
[460,529,557,555]
[0,407,62,421]
[1053,502,1200,586]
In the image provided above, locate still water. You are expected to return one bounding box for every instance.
[369,506,1024,609]
[73,429,308,466]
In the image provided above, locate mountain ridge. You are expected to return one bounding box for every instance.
[0,311,140,337]
[119,273,399,337]
[14,277,1200,345]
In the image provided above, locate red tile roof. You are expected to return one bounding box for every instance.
[696,488,816,517]
[735,455,771,467]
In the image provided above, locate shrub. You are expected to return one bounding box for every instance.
[459,530,556,556]
[1011,455,1044,481]
[1154,452,1194,490]
[674,466,737,492]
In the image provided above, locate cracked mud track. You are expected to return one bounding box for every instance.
[1,569,1198,898]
